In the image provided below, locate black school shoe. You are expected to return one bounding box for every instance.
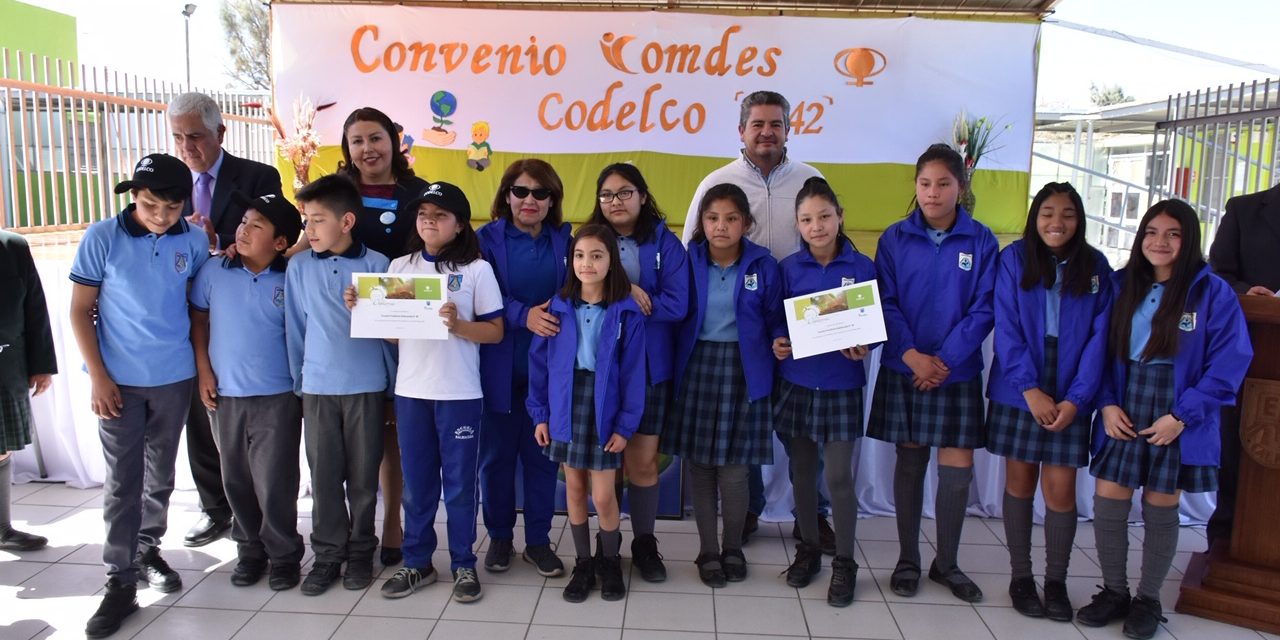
[721,548,748,582]
[785,542,823,588]
[827,556,858,607]
[889,559,920,596]
[1076,585,1131,627]
[1009,576,1045,618]
[695,552,727,588]
[230,557,268,586]
[300,561,342,596]
[484,538,513,572]
[85,578,139,638]
[596,553,626,601]
[343,559,374,590]
[791,517,837,556]
[137,547,182,593]
[631,534,667,582]
[562,558,596,603]
[1123,595,1168,640]
[1043,579,1073,622]
[268,563,302,591]
[928,562,983,603]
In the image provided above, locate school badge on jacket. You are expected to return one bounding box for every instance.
[958,252,973,271]
[1091,275,1100,294]
[1179,312,1197,332]
[448,273,463,292]
[273,287,286,309]
[744,273,758,291]
[174,251,189,273]
[841,277,856,287]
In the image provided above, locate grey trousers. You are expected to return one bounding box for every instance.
[98,378,193,582]
[211,393,304,565]
[302,392,384,564]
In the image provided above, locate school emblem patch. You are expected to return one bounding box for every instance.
[1091,275,1100,294]
[453,425,476,440]
[841,277,856,287]
[448,274,463,292]
[1178,312,1197,332]
[272,286,285,309]
[1242,379,1280,469]
[744,273,758,291]
[174,251,188,273]
[957,252,973,272]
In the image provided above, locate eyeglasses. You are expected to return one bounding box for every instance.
[510,186,553,201]
[598,189,637,204]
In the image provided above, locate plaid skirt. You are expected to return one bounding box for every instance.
[0,389,33,455]
[1090,362,1217,494]
[986,338,1091,467]
[867,367,985,449]
[663,341,773,466]
[773,380,865,444]
[544,369,623,471]
[636,379,671,436]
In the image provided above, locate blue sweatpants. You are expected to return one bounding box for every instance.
[395,396,482,572]
[478,376,558,546]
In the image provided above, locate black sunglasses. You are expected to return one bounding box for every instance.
[510,185,553,201]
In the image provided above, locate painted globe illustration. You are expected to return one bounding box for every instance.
[430,91,457,118]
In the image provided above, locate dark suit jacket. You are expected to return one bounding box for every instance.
[0,230,56,393]
[183,151,283,250]
[1210,184,1280,293]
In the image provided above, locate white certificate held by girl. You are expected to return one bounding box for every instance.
[784,280,888,359]
[349,272,449,340]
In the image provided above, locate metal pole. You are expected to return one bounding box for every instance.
[184,17,191,88]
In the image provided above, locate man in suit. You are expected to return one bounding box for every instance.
[1206,181,1280,550]
[169,92,283,547]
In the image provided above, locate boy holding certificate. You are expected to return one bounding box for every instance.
[190,193,305,591]
[285,175,395,595]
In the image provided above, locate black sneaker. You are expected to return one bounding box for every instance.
[230,558,268,587]
[85,577,139,638]
[1077,585,1131,627]
[343,559,374,590]
[695,552,727,588]
[563,558,595,603]
[630,534,667,583]
[0,525,48,551]
[485,538,513,572]
[1044,579,1073,622]
[522,543,565,577]
[721,548,747,582]
[1009,576,1045,618]
[785,542,823,588]
[300,561,342,596]
[828,555,858,607]
[137,547,182,593]
[268,563,301,591]
[928,562,983,603]
[381,566,436,599]
[596,553,626,601]
[1123,595,1167,640]
[452,567,482,602]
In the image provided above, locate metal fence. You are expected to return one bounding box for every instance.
[0,49,276,232]
[1150,78,1280,249]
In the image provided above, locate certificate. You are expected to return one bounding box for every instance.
[350,273,449,340]
[784,280,888,360]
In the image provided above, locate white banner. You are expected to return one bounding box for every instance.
[272,4,1038,169]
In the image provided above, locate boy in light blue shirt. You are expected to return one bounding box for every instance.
[285,174,395,595]
[68,154,209,638]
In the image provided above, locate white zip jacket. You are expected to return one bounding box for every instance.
[681,151,823,260]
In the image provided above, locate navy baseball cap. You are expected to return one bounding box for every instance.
[403,181,471,224]
[114,153,192,195]
[231,192,303,245]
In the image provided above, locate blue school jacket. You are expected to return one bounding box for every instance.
[632,222,691,385]
[675,239,785,402]
[527,295,647,444]
[988,240,1113,413]
[1090,265,1252,466]
[477,218,572,413]
[875,208,998,384]
[778,238,879,391]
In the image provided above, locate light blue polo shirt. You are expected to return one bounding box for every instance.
[1045,259,1065,338]
[189,254,293,397]
[617,235,642,284]
[69,206,210,387]
[698,261,739,342]
[1129,282,1174,365]
[575,301,607,371]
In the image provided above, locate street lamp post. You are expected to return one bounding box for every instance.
[182,4,197,88]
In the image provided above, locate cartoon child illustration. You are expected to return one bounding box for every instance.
[467,121,493,172]
[395,123,416,167]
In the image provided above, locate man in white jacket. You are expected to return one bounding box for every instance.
[681,91,834,554]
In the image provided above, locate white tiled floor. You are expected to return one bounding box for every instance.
[1,482,1269,640]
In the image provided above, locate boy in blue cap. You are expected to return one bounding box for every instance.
[69,153,210,638]
[190,192,305,591]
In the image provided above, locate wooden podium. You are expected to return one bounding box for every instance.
[1177,294,1280,632]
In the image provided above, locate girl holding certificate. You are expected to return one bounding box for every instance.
[986,182,1112,621]
[352,181,504,603]
[772,177,876,606]
[1077,200,1250,639]
[663,183,783,588]
[585,163,690,583]
[529,225,647,603]
[868,144,998,604]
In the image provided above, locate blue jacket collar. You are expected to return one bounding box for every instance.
[794,236,859,266]
[903,207,978,239]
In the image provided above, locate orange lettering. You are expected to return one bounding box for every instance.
[496,44,525,74]
[471,44,493,73]
[440,43,468,73]
[564,101,587,130]
[538,93,564,129]
[616,101,636,131]
[544,45,566,75]
[409,43,437,72]
[659,98,681,130]
[735,47,758,76]
[759,47,781,76]
[641,43,663,74]
[351,25,380,73]
[662,44,702,73]
[639,83,662,132]
[587,81,622,132]
[705,26,741,76]
[383,42,407,71]
[684,103,706,133]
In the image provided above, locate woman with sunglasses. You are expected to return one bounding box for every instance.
[476,159,573,578]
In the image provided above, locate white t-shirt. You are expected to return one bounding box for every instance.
[390,253,504,400]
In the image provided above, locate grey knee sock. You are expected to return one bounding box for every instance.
[934,464,973,573]
[823,441,859,559]
[894,445,930,566]
[0,456,12,529]
[571,521,592,561]
[1003,492,1035,579]
[790,436,821,546]
[1138,501,1180,601]
[630,482,660,537]
[1092,495,1132,594]
[1043,507,1078,583]
[719,464,748,551]
[599,527,621,558]
[687,461,721,555]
